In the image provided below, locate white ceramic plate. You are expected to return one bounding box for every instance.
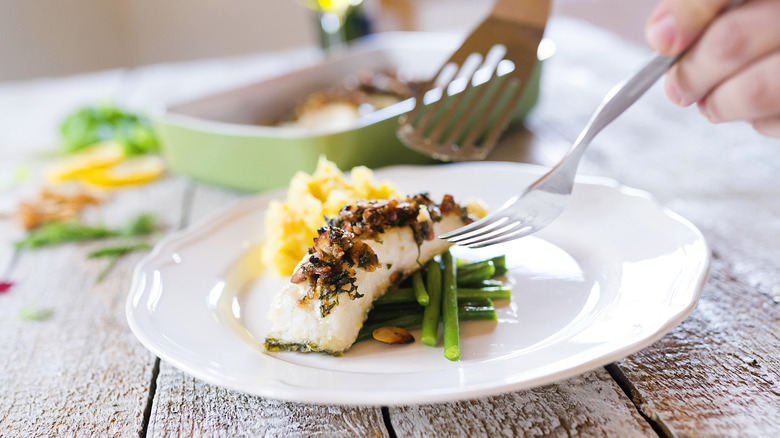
[126,162,709,405]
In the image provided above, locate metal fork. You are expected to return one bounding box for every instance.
[397,0,550,161]
[442,0,747,248]
[439,54,686,247]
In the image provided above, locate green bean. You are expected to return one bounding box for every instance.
[488,255,507,276]
[457,287,511,301]
[366,298,494,326]
[459,255,508,276]
[364,303,423,323]
[421,258,442,346]
[457,259,492,273]
[458,298,497,320]
[457,260,495,285]
[441,250,460,361]
[472,279,504,288]
[357,300,497,343]
[376,285,510,306]
[411,270,429,306]
[373,288,416,306]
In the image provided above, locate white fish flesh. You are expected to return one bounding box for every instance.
[264,194,470,355]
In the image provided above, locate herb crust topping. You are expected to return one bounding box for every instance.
[290,193,468,317]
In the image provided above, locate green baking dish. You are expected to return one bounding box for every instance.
[154,32,551,192]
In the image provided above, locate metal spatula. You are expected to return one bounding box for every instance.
[397,0,550,161]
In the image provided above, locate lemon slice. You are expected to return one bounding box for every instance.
[79,155,166,187]
[47,141,126,182]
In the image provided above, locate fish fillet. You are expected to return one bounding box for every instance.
[264,194,470,355]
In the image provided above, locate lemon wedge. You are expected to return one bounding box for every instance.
[79,155,166,187]
[47,141,126,182]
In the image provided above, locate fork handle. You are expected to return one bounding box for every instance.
[572,52,675,152]
[562,0,747,174]
[526,51,676,196]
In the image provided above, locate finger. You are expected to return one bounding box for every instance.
[646,0,733,55]
[666,0,780,106]
[698,51,780,123]
[752,116,780,139]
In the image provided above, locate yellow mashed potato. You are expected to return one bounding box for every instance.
[261,156,402,276]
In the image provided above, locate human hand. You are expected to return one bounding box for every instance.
[645,0,780,138]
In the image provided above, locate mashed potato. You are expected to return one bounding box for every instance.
[261,156,402,276]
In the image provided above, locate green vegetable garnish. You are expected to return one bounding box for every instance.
[15,222,115,249]
[18,306,53,321]
[441,250,460,361]
[118,213,157,237]
[15,213,157,249]
[363,253,510,359]
[89,242,152,283]
[420,258,442,347]
[60,103,159,156]
[411,270,429,306]
[88,242,152,259]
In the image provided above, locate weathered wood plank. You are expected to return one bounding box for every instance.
[617,260,780,436]
[149,362,389,438]
[530,18,780,436]
[0,177,188,436]
[389,369,655,437]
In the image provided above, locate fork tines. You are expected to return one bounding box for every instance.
[438,195,534,248]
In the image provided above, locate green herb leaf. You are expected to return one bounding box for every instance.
[18,306,53,321]
[88,242,152,259]
[60,103,159,156]
[15,213,158,249]
[95,256,120,284]
[15,221,115,249]
[90,242,153,283]
[118,213,157,237]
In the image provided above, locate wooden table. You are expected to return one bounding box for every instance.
[2,18,778,437]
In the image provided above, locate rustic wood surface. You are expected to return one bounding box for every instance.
[389,369,655,437]
[1,17,779,437]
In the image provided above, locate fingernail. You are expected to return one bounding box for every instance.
[697,99,715,122]
[646,14,677,53]
[665,76,683,106]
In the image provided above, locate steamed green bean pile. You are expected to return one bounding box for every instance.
[358,251,511,361]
